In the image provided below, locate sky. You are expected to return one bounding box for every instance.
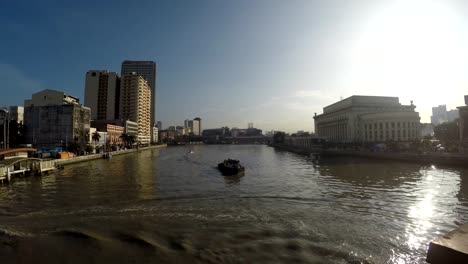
[1,0,468,133]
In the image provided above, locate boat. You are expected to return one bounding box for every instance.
[218,159,245,176]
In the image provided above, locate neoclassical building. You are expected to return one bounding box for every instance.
[314,96,421,143]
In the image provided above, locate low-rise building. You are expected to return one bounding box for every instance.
[91,120,124,146]
[313,95,421,143]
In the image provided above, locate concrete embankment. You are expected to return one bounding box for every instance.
[427,223,468,263]
[55,145,167,166]
[270,144,468,167]
[321,150,468,166]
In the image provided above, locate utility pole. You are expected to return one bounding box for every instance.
[0,108,9,149]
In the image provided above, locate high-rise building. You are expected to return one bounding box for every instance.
[119,74,151,145]
[431,104,459,125]
[24,89,91,149]
[84,70,120,120]
[192,117,202,136]
[248,122,253,129]
[156,121,162,131]
[121,61,157,126]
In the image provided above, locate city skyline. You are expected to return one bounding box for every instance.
[2,0,468,132]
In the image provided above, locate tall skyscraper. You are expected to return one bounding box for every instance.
[119,74,151,145]
[121,61,157,126]
[84,70,120,120]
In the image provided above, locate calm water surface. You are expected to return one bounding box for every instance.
[1,145,467,263]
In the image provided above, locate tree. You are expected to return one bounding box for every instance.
[120,133,136,148]
[92,131,101,145]
[434,120,459,151]
[85,144,94,154]
[273,131,286,144]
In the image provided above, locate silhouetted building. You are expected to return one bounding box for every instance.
[84,70,120,120]
[314,96,420,143]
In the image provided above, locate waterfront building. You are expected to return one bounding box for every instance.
[121,60,157,126]
[431,105,459,125]
[124,120,138,138]
[24,89,91,149]
[313,96,421,143]
[231,127,263,138]
[159,130,168,142]
[152,126,158,144]
[176,126,184,136]
[84,70,120,120]
[119,74,151,145]
[457,95,468,153]
[91,120,124,146]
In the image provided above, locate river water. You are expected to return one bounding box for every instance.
[0,145,467,263]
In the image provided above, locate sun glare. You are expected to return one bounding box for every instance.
[344,0,468,115]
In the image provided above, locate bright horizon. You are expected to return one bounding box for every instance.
[1,0,468,133]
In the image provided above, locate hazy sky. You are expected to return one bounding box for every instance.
[1,0,468,132]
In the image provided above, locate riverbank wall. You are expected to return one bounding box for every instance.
[270,143,468,167]
[55,145,167,166]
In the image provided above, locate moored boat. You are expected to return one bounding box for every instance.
[218,159,245,176]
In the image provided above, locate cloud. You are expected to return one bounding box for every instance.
[0,63,42,106]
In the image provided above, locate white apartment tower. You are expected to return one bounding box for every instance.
[119,74,151,145]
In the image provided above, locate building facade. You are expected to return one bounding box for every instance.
[24,89,91,149]
[91,120,124,146]
[152,126,158,144]
[314,96,420,143]
[121,60,157,126]
[0,106,23,125]
[192,117,202,136]
[84,70,120,120]
[119,74,151,145]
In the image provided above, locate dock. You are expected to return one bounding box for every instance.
[0,148,56,184]
[0,157,56,183]
[427,223,468,263]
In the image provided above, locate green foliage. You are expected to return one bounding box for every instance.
[85,144,94,154]
[273,131,286,144]
[434,120,459,144]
